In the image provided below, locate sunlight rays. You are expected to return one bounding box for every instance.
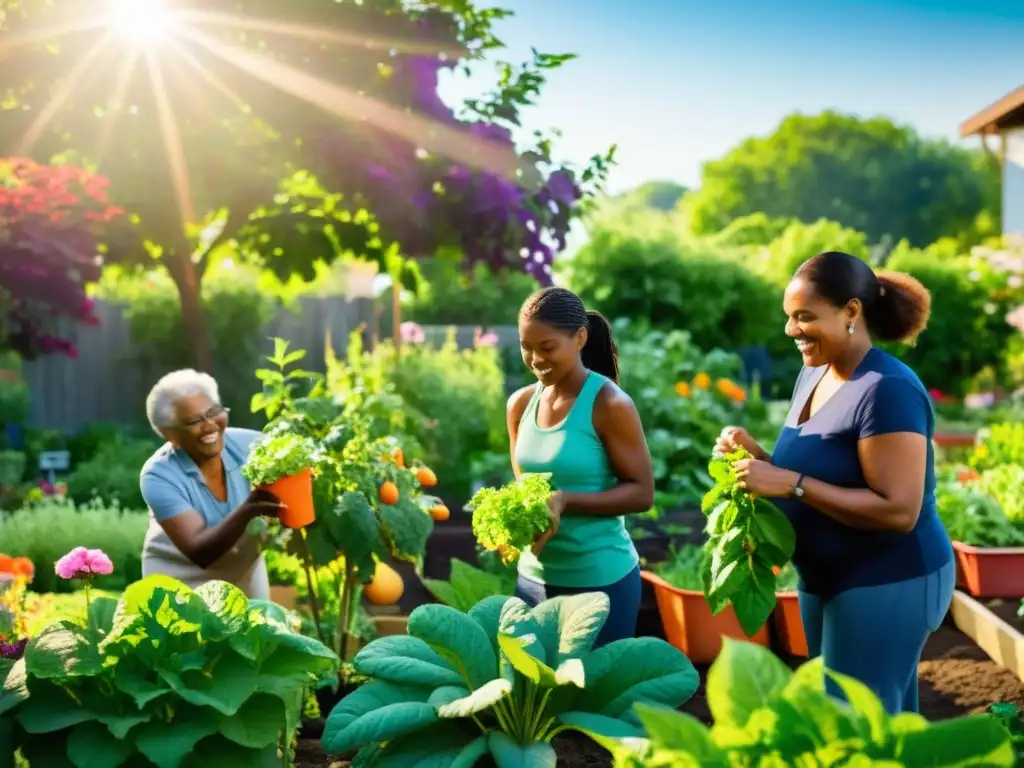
[4,1,519,234]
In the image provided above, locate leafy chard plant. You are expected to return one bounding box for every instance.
[700,448,796,636]
[469,473,554,563]
[322,592,699,767]
[612,639,1015,767]
[0,575,338,767]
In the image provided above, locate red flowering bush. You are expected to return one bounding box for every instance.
[0,158,125,359]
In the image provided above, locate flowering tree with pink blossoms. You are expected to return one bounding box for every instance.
[0,159,127,360]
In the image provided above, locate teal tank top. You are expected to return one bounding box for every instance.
[515,370,639,587]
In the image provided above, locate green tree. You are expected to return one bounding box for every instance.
[0,0,611,369]
[681,111,999,247]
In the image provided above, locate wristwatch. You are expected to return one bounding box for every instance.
[791,474,806,498]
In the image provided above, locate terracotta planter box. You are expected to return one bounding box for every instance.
[372,614,409,638]
[933,433,976,449]
[772,591,809,657]
[640,570,769,665]
[952,540,1024,598]
[269,585,298,609]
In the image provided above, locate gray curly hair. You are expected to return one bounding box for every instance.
[145,369,221,436]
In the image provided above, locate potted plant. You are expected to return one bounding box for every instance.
[771,564,807,657]
[243,432,319,529]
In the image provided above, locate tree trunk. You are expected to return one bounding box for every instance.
[168,250,214,372]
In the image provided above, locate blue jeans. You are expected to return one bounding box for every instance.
[798,558,956,715]
[514,565,642,648]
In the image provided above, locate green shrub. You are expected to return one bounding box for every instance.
[0,498,148,593]
[566,221,780,350]
[884,243,1016,394]
[760,217,871,284]
[65,434,159,510]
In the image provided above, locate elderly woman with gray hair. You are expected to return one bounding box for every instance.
[139,369,281,597]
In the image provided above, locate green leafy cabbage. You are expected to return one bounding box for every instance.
[321,592,699,766]
[0,575,338,766]
[611,638,1016,767]
[700,449,796,636]
[469,473,553,563]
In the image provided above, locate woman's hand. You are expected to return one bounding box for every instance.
[244,488,283,519]
[716,426,769,461]
[733,459,799,498]
[532,491,565,556]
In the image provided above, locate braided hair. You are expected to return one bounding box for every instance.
[519,287,619,382]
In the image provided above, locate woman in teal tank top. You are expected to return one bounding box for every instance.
[508,287,655,647]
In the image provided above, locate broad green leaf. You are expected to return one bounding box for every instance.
[487,732,557,768]
[134,707,221,768]
[701,483,729,514]
[328,492,379,577]
[24,623,103,679]
[583,638,699,720]
[17,686,97,734]
[777,681,859,744]
[113,661,173,708]
[706,639,791,729]
[353,634,464,687]
[557,710,644,738]
[67,721,135,768]
[498,597,547,666]
[708,458,733,486]
[706,500,736,536]
[247,599,290,626]
[87,596,119,638]
[433,678,512,718]
[0,657,28,715]
[257,628,339,681]
[96,710,150,740]
[826,668,890,744]
[159,649,259,716]
[219,693,286,748]
[497,633,559,688]
[194,581,250,639]
[408,603,497,689]
[528,592,609,666]
[322,681,434,754]
[896,714,1016,766]
[373,723,488,768]
[323,701,437,755]
[469,594,513,660]
[750,500,796,562]
[633,703,723,759]
[728,555,777,636]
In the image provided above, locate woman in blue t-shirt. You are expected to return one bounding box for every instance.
[717,250,955,715]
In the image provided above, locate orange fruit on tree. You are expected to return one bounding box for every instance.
[363,561,404,606]
[379,481,399,505]
[416,466,438,488]
[429,504,450,521]
[391,447,405,468]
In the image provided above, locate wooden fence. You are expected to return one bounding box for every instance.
[23,298,520,434]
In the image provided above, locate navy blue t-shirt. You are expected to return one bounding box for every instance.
[771,347,952,599]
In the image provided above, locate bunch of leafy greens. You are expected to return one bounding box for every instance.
[242,431,320,487]
[469,473,554,563]
[935,478,1024,546]
[610,639,1015,767]
[321,592,699,766]
[422,558,516,613]
[700,448,796,636]
[979,464,1024,525]
[0,575,338,767]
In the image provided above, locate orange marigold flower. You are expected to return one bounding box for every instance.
[0,554,13,574]
[11,557,33,582]
[675,381,691,397]
[693,372,711,389]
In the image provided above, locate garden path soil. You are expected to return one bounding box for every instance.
[984,598,1024,634]
[292,619,1024,767]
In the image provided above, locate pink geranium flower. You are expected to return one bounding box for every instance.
[54,547,114,580]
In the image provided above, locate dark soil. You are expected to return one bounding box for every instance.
[984,598,1024,634]
[291,617,1024,767]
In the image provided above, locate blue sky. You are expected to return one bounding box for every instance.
[440,0,1024,195]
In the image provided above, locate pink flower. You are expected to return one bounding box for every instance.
[54,547,113,580]
[399,322,425,344]
[474,327,499,348]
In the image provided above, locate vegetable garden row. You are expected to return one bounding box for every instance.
[4,343,1024,766]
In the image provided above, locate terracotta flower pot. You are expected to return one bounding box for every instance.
[952,540,1024,598]
[640,570,770,664]
[266,468,315,529]
[772,591,808,657]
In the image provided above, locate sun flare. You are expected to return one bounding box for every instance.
[108,0,174,43]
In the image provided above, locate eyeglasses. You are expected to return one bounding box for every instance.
[180,405,230,430]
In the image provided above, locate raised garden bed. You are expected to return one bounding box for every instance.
[289,617,1024,767]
